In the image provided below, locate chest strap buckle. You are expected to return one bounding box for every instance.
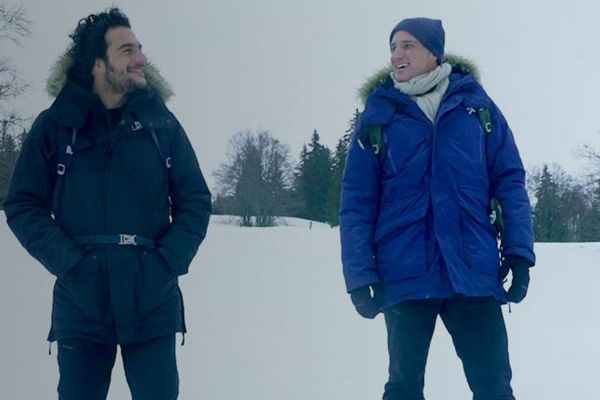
[118,234,138,246]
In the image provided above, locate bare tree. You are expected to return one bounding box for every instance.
[0,3,31,45]
[574,127,600,177]
[0,2,31,106]
[0,2,31,206]
[578,144,600,175]
[214,130,293,226]
[0,60,26,101]
[0,3,31,100]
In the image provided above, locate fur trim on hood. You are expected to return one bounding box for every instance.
[45,51,174,102]
[357,53,480,104]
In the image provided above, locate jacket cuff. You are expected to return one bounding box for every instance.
[502,246,535,267]
[345,272,379,293]
[503,254,533,269]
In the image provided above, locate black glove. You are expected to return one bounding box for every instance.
[350,286,380,319]
[501,255,531,304]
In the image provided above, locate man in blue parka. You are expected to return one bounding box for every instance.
[3,8,211,399]
[340,18,535,400]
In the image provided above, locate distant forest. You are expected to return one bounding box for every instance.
[211,113,600,243]
[2,4,600,241]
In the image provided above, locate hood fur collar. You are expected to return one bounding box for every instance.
[357,53,480,104]
[45,51,174,102]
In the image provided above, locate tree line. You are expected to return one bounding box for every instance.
[1,3,599,241]
[529,162,600,242]
[213,110,356,227]
[213,117,600,242]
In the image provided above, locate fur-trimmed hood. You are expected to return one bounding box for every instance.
[45,51,174,102]
[357,53,480,104]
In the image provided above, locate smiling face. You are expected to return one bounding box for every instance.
[93,26,147,99]
[390,30,438,82]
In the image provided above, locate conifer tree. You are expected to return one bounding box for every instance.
[584,179,600,240]
[0,122,21,205]
[533,165,565,241]
[325,109,358,226]
[293,130,332,222]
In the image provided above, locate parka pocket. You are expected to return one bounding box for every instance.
[136,250,178,315]
[374,199,429,283]
[459,205,500,276]
[55,250,107,320]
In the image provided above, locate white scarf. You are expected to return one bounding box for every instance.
[391,62,452,122]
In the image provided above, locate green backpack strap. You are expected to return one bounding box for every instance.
[470,105,502,243]
[489,198,504,236]
[478,107,502,237]
[466,106,493,135]
[477,107,493,134]
[358,124,385,156]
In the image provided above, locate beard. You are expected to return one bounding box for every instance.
[105,62,148,95]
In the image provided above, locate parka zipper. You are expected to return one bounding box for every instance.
[100,119,123,318]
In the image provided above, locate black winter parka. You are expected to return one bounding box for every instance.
[3,81,211,344]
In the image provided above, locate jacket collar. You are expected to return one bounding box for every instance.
[48,81,99,129]
[48,80,164,129]
[361,71,488,126]
[357,53,482,105]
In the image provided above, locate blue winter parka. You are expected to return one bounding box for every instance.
[340,62,535,308]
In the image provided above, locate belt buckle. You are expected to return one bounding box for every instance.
[118,234,137,246]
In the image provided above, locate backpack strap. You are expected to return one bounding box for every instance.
[73,234,157,248]
[52,127,78,216]
[358,124,386,157]
[466,106,493,135]
[57,128,77,176]
[129,113,172,170]
[477,107,493,134]
[489,197,504,238]
[149,129,172,169]
[472,105,505,250]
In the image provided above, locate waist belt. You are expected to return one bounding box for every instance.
[73,234,157,248]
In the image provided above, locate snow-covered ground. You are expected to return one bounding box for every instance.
[1,216,599,399]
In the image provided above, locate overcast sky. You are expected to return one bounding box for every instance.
[4,0,600,189]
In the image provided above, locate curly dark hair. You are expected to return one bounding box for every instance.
[66,7,130,90]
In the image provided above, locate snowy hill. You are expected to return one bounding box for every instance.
[1,218,599,399]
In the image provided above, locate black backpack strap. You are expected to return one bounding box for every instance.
[73,234,157,248]
[52,127,78,216]
[149,129,172,169]
[57,128,77,176]
[129,113,172,170]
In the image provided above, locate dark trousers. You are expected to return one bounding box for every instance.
[383,296,515,400]
[57,335,178,400]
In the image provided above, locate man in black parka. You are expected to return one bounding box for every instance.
[3,8,211,399]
